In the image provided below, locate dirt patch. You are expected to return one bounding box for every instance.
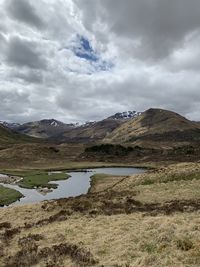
[4,241,98,267]
[2,227,21,242]
[34,209,72,227]
[0,222,11,230]
[18,233,44,247]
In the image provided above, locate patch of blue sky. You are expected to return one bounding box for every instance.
[71,35,114,73]
[73,35,98,62]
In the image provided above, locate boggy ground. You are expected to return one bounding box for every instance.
[1,162,200,266]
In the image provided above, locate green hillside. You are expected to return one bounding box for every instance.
[0,124,38,145]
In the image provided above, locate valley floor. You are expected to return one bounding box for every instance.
[1,162,200,266]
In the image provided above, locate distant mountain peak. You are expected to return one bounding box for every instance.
[8,119,77,138]
[108,111,141,120]
[40,119,64,125]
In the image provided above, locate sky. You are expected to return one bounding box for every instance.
[1,0,200,123]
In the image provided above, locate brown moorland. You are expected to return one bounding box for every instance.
[1,162,200,266]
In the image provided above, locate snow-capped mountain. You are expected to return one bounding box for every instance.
[108,111,142,120]
[37,119,76,128]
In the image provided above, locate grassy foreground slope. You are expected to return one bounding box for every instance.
[1,162,200,266]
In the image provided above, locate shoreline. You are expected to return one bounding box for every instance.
[0,164,149,207]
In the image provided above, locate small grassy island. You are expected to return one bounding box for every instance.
[0,185,23,206]
[17,171,70,189]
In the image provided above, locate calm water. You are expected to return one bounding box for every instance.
[3,167,145,206]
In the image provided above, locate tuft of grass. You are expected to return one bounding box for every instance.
[140,179,155,186]
[140,242,157,254]
[176,237,194,251]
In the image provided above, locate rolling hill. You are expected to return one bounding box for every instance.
[0,124,37,145]
[52,118,124,143]
[13,119,76,138]
[51,111,139,143]
[104,108,200,144]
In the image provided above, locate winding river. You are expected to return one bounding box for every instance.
[2,167,145,206]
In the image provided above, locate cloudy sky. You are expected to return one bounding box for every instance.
[1,0,200,123]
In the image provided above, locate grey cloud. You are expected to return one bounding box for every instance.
[0,90,30,122]
[6,0,45,29]
[76,0,200,60]
[10,69,44,84]
[165,31,200,72]
[6,36,47,70]
[0,33,7,53]
[55,66,200,122]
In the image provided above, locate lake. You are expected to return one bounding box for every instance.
[2,167,145,206]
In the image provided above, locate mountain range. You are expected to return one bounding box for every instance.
[0,111,140,140]
[1,109,200,147]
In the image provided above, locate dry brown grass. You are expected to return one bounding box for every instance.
[0,141,149,171]
[89,162,200,203]
[1,211,200,267]
[0,143,86,169]
[89,174,125,193]
[113,162,200,194]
